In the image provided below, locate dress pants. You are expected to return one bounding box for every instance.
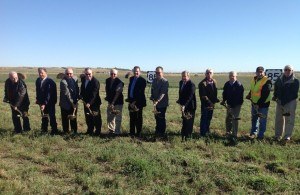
[275,99,297,139]
[84,106,102,135]
[107,104,123,134]
[155,107,167,137]
[11,107,31,133]
[129,108,143,137]
[61,107,77,133]
[41,104,58,134]
[200,106,213,136]
[181,110,195,139]
[225,105,241,137]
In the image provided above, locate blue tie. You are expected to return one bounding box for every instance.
[130,77,137,98]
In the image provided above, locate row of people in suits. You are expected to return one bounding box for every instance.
[3,65,299,142]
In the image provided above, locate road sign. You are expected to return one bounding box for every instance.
[147,71,156,83]
[265,69,282,84]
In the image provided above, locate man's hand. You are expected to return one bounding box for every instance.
[74,103,78,109]
[220,101,226,106]
[153,101,158,107]
[85,103,90,108]
[40,105,45,111]
[108,104,114,109]
[181,105,185,112]
[272,96,277,101]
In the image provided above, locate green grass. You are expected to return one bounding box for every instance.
[0,67,299,193]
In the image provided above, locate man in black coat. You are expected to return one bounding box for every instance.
[221,71,244,138]
[59,68,79,134]
[127,66,146,137]
[199,68,219,137]
[105,68,124,135]
[80,67,102,136]
[177,71,197,141]
[4,71,31,133]
[36,67,58,134]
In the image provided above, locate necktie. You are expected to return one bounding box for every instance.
[130,77,137,98]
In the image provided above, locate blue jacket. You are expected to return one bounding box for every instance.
[35,77,57,105]
[222,80,244,107]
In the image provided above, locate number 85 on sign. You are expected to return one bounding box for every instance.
[265,69,282,85]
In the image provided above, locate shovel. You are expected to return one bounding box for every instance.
[10,104,23,118]
[67,107,77,120]
[221,102,241,120]
[39,105,49,118]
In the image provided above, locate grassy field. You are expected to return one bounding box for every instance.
[0,67,299,194]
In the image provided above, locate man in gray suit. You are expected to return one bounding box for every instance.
[59,68,79,134]
[150,66,169,138]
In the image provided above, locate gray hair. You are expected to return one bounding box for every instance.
[110,68,118,74]
[65,68,74,74]
[181,70,190,76]
[229,71,237,76]
[284,65,293,71]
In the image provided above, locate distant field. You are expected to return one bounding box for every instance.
[0,67,299,194]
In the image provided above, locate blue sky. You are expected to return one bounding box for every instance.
[1,0,299,72]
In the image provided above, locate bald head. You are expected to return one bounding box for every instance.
[9,71,18,83]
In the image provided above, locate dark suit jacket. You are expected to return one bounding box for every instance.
[178,80,197,111]
[127,76,146,108]
[80,76,101,108]
[4,78,30,109]
[35,77,57,106]
[198,78,218,107]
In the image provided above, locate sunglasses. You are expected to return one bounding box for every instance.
[85,73,91,76]
[110,73,116,75]
[66,73,73,75]
[284,69,291,71]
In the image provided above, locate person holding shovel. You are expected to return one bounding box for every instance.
[105,68,124,135]
[150,66,169,139]
[246,66,272,140]
[59,68,79,134]
[199,68,220,137]
[36,67,58,135]
[3,71,31,133]
[221,71,244,139]
[273,65,299,142]
[80,67,102,136]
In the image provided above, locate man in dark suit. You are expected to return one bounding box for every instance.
[36,67,58,134]
[80,67,102,136]
[4,71,31,133]
[177,71,197,141]
[59,68,79,134]
[127,66,146,137]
